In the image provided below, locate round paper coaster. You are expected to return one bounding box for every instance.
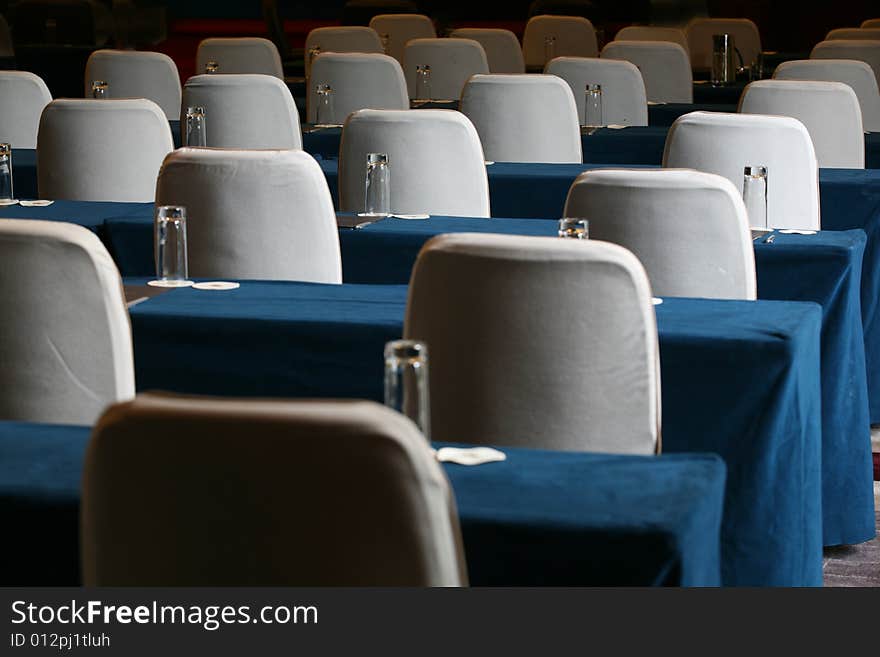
[192,281,240,291]
[777,229,817,235]
[392,213,430,220]
[0,199,19,206]
[147,279,194,288]
[19,200,54,207]
[652,297,663,305]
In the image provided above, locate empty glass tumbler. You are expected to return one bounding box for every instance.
[415,64,432,100]
[584,84,603,128]
[711,33,736,84]
[384,339,431,440]
[91,80,108,99]
[152,206,192,287]
[558,218,589,239]
[743,166,768,228]
[205,60,219,74]
[0,144,14,203]
[184,106,207,147]
[314,84,335,126]
[544,35,557,64]
[363,153,391,216]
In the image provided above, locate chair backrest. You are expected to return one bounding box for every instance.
[0,14,13,56]
[84,49,181,119]
[546,56,648,126]
[82,394,466,586]
[155,149,342,283]
[305,26,384,76]
[460,74,581,163]
[863,19,880,29]
[686,17,761,70]
[369,13,436,63]
[402,38,489,100]
[195,37,283,78]
[449,28,525,74]
[615,25,690,57]
[339,109,489,216]
[307,52,408,124]
[181,74,302,149]
[663,111,820,230]
[811,40,880,88]
[565,168,756,299]
[404,233,660,454]
[0,219,134,424]
[602,40,693,103]
[0,71,52,148]
[739,80,864,169]
[774,59,880,132]
[522,15,598,69]
[826,28,880,41]
[37,98,173,201]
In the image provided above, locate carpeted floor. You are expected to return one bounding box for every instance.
[823,482,880,586]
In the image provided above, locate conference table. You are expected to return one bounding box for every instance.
[0,420,726,587]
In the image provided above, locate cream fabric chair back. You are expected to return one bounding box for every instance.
[663,111,820,230]
[565,168,756,299]
[339,109,489,216]
[615,26,690,57]
[546,57,648,126]
[155,149,341,283]
[181,74,301,149]
[774,59,880,132]
[0,220,134,424]
[826,28,880,41]
[522,15,598,69]
[602,41,692,103]
[37,98,173,201]
[686,18,761,71]
[0,72,52,148]
[196,37,283,78]
[82,395,467,586]
[84,50,181,119]
[305,26,384,76]
[369,13,436,64]
[811,40,880,87]
[460,74,581,163]
[403,38,489,100]
[450,28,525,73]
[739,80,864,169]
[307,52,408,124]
[405,233,660,454]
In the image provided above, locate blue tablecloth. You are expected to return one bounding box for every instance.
[648,103,738,126]
[693,81,747,104]
[0,421,726,587]
[121,280,824,585]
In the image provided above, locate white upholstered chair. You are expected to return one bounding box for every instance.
[402,38,489,100]
[545,57,648,126]
[339,109,489,216]
[304,26,384,77]
[449,28,525,74]
[195,37,283,78]
[663,111,820,230]
[774,59,880,132]
[181,74,302,149]
[686,18,761,71]
[0,220,134,425]
[739,80,864,169]
[0,72,52,148]
[84,50,181,119]
[522,15,598,69]
[155,148,341,283]
[564,168,756,299]
[602,40,693,103]
[369,13,436,64]
[811,40,880,87]
[615,26,690,57]
[460,74,581,163]
[307,52,408,124]
[82,395,466,586]
[826,28,880,41]
[37,98,173,202]
[404,233,660,454]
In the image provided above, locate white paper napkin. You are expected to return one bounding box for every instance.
[192,281,240,291]
[606,124,629,129]
[18,200,54,207]
[777,229,817,235]
[434,446,506,466]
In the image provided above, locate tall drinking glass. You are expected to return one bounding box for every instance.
[384,339,431,440]
[558,218,589,239]
[544,35,556,64]
[314,84,335,126]
[363,153,391,216]
[205,60,219,74]
[184,106,207,147]
[583,84,603,128]
[415,65,432,101]
[711,34,735,85]
[0,144,14,204]
[91,80,108,99]
[743,166,768,228]
[151,206,193,287]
